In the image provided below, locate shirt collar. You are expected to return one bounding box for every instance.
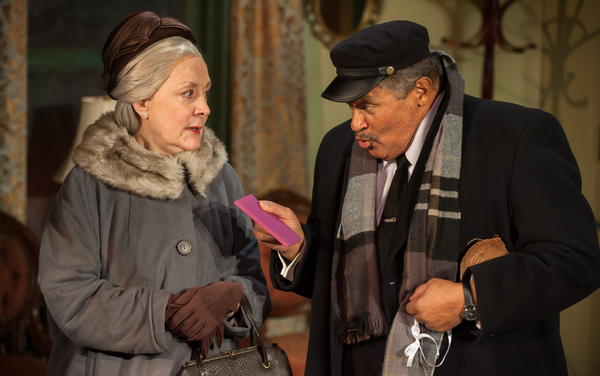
[405,91,445,169]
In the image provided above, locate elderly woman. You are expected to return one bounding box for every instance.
[39,10,270,376]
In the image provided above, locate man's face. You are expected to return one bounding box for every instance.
[348,85,425,161]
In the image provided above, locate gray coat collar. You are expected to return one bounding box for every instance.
[73,112,228,199]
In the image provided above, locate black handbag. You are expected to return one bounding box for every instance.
[180,294,293,376]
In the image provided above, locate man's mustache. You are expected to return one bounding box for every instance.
[355,131,378,143]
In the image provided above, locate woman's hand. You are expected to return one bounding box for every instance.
[165,281,244,357]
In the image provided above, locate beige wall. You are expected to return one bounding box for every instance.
[303,1,600,374]
[540,1,600,375]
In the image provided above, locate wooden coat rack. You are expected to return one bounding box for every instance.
[443,0,536,99]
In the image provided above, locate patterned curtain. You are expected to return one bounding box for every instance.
[230,0,309,198]
[0,0,27,222]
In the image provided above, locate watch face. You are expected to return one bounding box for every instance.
[462,305,479,321]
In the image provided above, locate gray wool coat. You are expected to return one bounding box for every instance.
[39,113,270,376]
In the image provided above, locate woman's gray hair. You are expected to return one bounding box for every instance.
[378,55,444,100]
[109,36,202,134]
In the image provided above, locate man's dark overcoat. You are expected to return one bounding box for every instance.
[271,94,600,376]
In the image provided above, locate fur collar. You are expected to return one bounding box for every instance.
[73,112,228,199]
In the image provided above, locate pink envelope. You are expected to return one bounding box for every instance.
[234,194,302,247]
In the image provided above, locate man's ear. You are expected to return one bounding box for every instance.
[413,77,435,107]
[132,99,149,117]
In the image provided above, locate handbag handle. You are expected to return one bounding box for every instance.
[240,293,270,368]
[192,293,270,368]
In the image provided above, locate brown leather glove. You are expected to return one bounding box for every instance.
[198,324,224,359]
[165,280,244,357]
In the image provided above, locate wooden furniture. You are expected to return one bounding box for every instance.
[0,211,51,375]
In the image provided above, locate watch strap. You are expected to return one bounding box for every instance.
[461,269,479,321]
[462,270,475,307]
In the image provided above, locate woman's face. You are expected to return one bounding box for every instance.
[133,55,211,156]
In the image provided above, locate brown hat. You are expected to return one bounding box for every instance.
[102,10,197,97]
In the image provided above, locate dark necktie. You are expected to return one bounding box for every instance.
[380,154,410,224]
[376,154,410,287]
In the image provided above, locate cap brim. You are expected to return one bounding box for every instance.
[321,75,385,102]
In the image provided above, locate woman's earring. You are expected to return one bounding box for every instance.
[142,113,147,118]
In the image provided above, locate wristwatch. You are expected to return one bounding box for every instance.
[461,271,479,321]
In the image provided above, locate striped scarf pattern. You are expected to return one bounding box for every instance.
[331,143,388,344]
[382,51,464,376]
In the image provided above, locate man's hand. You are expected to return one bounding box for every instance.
[405,278,464,332]
[252,201,305,261]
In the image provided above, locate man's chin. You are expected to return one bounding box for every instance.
[368,148,397,162]
[367,147,382,159]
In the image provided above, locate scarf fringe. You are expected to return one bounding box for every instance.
[335,312,389,345]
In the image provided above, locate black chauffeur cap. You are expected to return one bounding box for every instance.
[321,20,431,103]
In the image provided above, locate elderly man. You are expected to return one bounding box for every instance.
[254,21,600,376]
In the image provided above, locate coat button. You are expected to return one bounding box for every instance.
[176,240,192,255]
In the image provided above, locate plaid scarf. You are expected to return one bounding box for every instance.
[382,51,464,375]
[331,142,388,344]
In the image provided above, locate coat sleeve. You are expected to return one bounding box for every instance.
[269,223,318,299]
[39,168,173,354]
[221,164,271,336]
[471,110,600,338]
